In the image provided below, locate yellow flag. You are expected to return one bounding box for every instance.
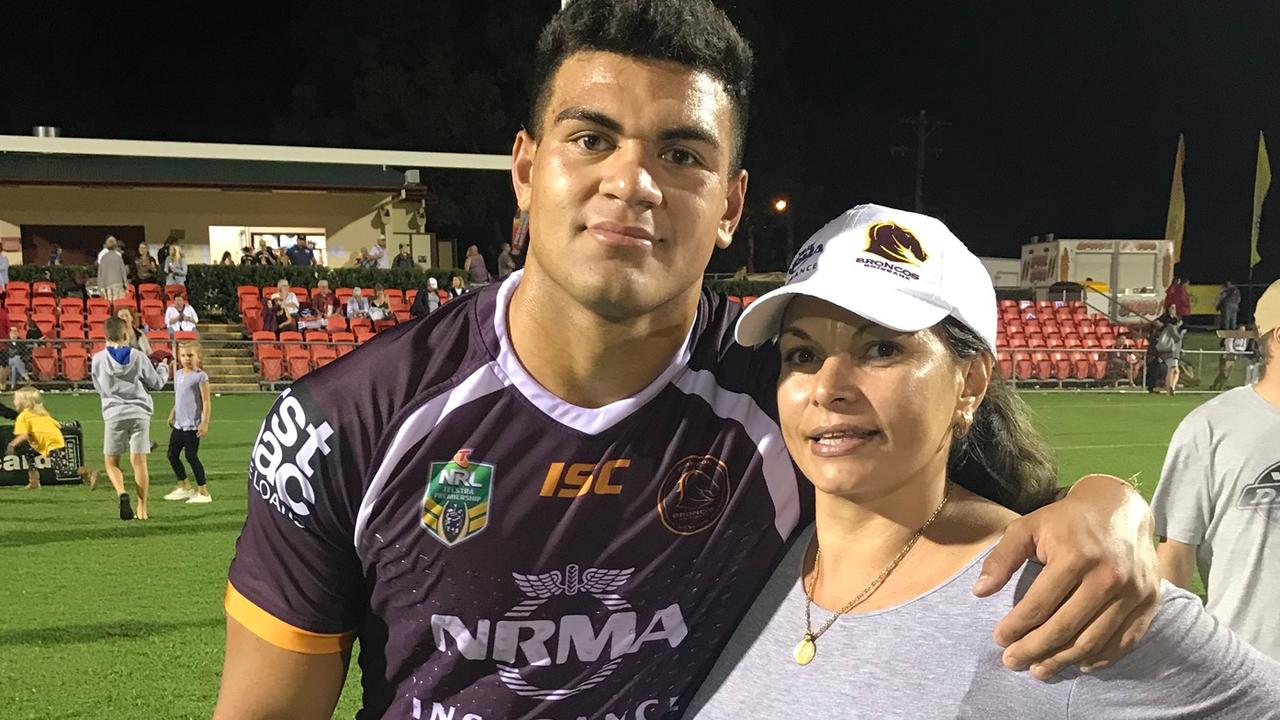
[1166,134,1186,262]
[1252,131,1271,268]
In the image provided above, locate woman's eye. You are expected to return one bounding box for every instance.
[783,347,817,364]
[869,342,900,359]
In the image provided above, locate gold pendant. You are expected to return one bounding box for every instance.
[794,633,816,665]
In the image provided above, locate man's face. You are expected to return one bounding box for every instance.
[511,51,747,321]
[318,281,329,292]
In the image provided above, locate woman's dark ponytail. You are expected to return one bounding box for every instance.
[940,318,1059,514]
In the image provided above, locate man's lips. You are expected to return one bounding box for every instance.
[587,222,656,248]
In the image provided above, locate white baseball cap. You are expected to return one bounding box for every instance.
[734,204,998,352]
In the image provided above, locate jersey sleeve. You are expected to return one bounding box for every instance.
[226,386,368,654]
[1068,583,1280,718]
[14,412,30,437]
[1151,414,1215,545]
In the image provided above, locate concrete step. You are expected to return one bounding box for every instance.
[210,382,262,393]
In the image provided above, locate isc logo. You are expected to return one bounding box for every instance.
[539,460,630,498]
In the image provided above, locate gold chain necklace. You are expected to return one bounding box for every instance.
[794,481,952,666]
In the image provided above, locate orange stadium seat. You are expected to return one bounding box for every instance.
[61,346,89,381]
[258,346,284,381]
[32,346,58,380]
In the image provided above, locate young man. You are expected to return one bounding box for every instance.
[1154,279,1280,661]
[216,2,1158,718]
[286,237,315,267]
[392,244,416,269]
[92,317,170,520]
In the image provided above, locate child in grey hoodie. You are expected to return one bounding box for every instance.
[92,317,169,521]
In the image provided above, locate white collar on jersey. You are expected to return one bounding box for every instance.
[490,270,697,435]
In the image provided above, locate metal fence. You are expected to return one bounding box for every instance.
[999,347,1259,392]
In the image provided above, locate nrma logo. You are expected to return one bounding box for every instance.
[431,564,687,701]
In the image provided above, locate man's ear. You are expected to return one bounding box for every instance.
[512,130,537,213]
[716,169,749,250]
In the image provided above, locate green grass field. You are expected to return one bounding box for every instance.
[0,390,1213,719]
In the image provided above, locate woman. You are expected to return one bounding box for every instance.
[369,285,391,321]
[463,244,492,284]
[114,306,153,356]
[219,251,236,266]
[346,287,371,318]
[689,205,1280,718]
[164,246,188,287]
[133,242,159,286]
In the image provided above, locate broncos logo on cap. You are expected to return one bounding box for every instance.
[866,222,928,265]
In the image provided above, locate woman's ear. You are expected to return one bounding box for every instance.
[957,353,994,419]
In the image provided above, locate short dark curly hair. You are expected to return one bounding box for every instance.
[529,0,754,173]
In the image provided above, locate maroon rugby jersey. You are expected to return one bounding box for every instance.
[227,273,805,719]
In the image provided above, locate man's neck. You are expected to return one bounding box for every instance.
[507,270,698,408]
[1255,366,1280,406]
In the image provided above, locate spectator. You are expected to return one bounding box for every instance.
[1154,306,1186,395]
[3,326,32,389]
[59,271,89,301]
[392,244,415,269]
[369,286,391,321]
[463,244,492,284]
[97,236,129,303]
[219,251,236,266]
[97,235,115,262]
[1154,279,1280,661]
[1210,324,1250,390]
[0,299,8,341]
[156,236,179,269]
[346,286,371,318]
[239,246,256,265]
[286,237,315,267]
[410,277,440,318]
[1216,280,1242,330]
[497,242,517,279]
[260,292,294,335]
[115,306,153,356]
[0,251,8,291]
[269,279,299,317]
[132,242,159,287]
[296,303,325,331]
[164,295,199,334]
[48,244,62,266]
[311,279,340,317]
[254,240,278,266]
[273,247,288,265]
[366,237,387,268]
[1163,277,1191,318]
[346,248,367,267]
[448,274,466,298]
[164,246,188,287]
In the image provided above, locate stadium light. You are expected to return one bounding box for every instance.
[772,197,789,213]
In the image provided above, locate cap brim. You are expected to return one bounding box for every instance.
[734,276,951,346]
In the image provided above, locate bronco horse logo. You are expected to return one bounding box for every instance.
[866,222,929,265]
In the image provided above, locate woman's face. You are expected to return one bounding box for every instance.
[775,296,988,501]
[115,308,133,327]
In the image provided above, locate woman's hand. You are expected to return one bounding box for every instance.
[974,474,1159,679]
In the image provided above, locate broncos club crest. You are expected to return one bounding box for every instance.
[866,222,929,265]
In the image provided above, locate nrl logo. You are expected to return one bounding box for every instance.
[421,449,494,546]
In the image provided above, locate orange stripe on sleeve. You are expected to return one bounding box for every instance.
[224,583,354,655]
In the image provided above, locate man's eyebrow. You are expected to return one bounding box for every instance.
[554,107,623,133]
[554,107,720,149]
[659,124,720,149]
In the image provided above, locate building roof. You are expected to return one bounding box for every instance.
[0,134,508,192]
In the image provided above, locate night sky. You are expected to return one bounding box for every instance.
[3,1,1279,285]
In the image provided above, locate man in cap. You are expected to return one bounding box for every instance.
[1154,278,1280,661]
